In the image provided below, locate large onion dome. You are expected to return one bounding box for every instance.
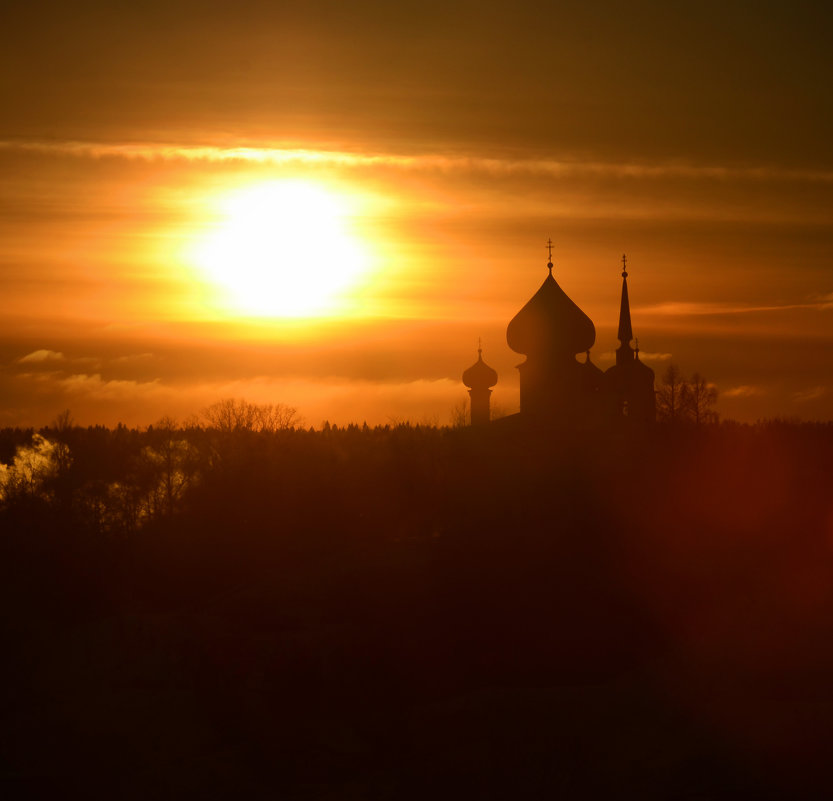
[462,348,498,389]
[507,262,595,356]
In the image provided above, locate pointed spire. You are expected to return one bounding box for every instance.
[617,253,633,346]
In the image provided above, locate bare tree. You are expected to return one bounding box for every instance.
[258,402,301,432]
[684,372,719,426]
[51,409,75,433]
[656,363,686,423]
[449,398,468,428]
[139,417,201,519]
[49,409,74,474]
[657,365,719,426]
[202,398,258,433]
[202,398,300,433]
[0,435,66,503]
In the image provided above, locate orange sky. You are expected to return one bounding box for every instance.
[1,1,832,427]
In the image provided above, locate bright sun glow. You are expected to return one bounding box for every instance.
[190,180,372,318]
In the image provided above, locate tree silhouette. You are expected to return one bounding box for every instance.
[202,397,300,433]
[449,398,468,428]
[685,372,719,426]
[139,417,201,520]
[656,364,718,425]
[0,434,64,504]
[656,363,686,423]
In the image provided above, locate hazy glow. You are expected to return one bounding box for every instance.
[190,180,371,318]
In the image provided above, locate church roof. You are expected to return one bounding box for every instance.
[506,260,595,356]
[605,342,655,384]
[632,348,655,378]
[462,348,498,389]
[605,355,654,381]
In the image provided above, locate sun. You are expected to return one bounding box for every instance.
[190,180,372,318]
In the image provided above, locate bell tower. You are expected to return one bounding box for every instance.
[462,342,498,425]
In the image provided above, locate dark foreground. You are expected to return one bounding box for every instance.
[2,420,832,799]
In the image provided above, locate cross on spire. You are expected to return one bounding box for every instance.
[546,237,554,273]
[621,253,628,278]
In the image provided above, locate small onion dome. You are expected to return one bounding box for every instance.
[507,269,595,356]
[463,349,498,389]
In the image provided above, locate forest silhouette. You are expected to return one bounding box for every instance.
[2,409,833,799]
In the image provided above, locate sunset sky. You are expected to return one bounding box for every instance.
[2,0,832,427]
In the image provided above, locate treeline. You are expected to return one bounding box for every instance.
[2,407,833,798]
[1,405,831,552]
[0,399,303,536]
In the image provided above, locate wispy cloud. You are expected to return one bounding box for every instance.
[110,353,155,364]
[812,292,833,310]
[723,385,764,398]
[1,364,482,428]
[59,373,164,401]
[793,386,826,403]
[18,349,65,363]
[640,299,833,317]
[3,139,833,184]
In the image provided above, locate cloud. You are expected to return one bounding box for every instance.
[813,292,833,310]
[1,365,490,429]
[639,300,833,317]
[13,351,102,372]
[110,353,155,364]
[58,373,165,402]
[793,387,826,403]
[3,139,833,185]
[18,349,65,363]
[723,385,764,398]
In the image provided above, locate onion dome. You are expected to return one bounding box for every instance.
[462,346,498,389]
[507,258,595,356]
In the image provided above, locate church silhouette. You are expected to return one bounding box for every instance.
[463,247,655,426]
